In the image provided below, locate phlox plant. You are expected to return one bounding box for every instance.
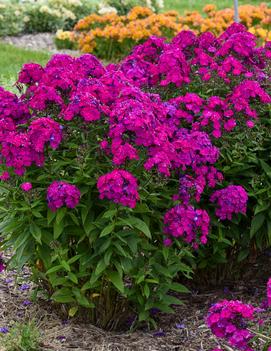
[0,23,270,329]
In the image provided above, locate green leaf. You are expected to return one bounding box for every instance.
[102,209,117,219]
[260,159,271,179]
[81,207,89,224]
[267,220,271,245]
[56,208,67,224]
[152,303,174,314]
[128,217,151,239]
[170,283,190,293]
[143,284,150,298]
[69,212,80,226]
[47,209,56,225]
[104,250,113,266]
[51,288,75,303]
[138,310,149,322]
[108,271,124,293]
[72,288,94,308]
[68,272,78,284]
[100,223,115,237]
[61,260,70,272]
[81,280,92,291]
[68,306,78,317]
[67,255,82,265]
[250,213,265,238]
[237,249,249,262]
[46,265,63,275]
[32,210,43,218]
[163,294,183,306]
[29,223,42,244]
[95,259,107,276]
[54,220,64,240]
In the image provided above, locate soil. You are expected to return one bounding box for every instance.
[0,33,79,56]
[0,252,270,351]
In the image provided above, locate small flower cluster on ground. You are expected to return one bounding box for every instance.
[207,279,271,351]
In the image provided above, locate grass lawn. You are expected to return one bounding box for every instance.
[0,43,50,91]
[164,0,271,13]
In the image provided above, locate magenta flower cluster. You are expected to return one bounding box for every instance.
[163,204,210,249]
[207,278,271,350]
[47,181,80,212]
[268,278,271,308]
[207,300,255,351]
[97,170,139,208]
[0,23,270,247]
[210,185,248,220]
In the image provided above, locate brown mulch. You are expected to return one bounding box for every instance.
[0,253,270,351]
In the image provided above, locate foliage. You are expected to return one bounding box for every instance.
[0,0,96,36]
[0,24,270,329]
[0,321,41,351]
[0,2,25,36]
[64,4,271,60]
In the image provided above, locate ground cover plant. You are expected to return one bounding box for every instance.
[0,22,271,350]
[58,3,271,60]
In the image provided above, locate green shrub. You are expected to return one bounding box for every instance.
[0,2,25,36]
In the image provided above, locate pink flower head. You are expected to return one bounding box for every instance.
[0,254,5,273]
[17,63,44,85]
[47,181,80,212]
[0,171,10,182]
[207,300,255,351]
[267,278,271,307]
[28,117,62,152]
[20,182,32,192]
[163,204,210,249]
[97,170,139,208]
[210,185,248,220]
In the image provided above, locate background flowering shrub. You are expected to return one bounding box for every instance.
[0,0,96,36]
[60,3,271,60]
[70,7,182,59]
[98,0,164,15]
[0,24,271,329]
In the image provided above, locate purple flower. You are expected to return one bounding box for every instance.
[153,329,166,337]
[47,181,80,212]
[20,182,32,192]
[0,327,9,333]
[175,323,185,329]
[97,170,139,208]
[19,283,30,291]
[210,185,248,220]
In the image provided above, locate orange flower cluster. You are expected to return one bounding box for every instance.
[183,3,271,40]
[61,4,271,60]
[74,7,183,59]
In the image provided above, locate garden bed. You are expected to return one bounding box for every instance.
[1,252,270,350]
